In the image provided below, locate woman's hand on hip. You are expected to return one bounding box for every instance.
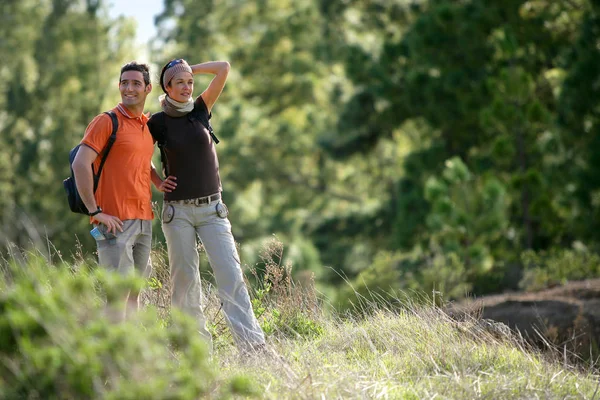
[159,176,177,192]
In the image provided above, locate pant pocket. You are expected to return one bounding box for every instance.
[162,204,175,224]
[215,202,228,219]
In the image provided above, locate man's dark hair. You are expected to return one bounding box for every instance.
[120,61,151,86]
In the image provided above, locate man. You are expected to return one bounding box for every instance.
[73,61,176,317]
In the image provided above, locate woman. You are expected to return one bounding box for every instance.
[147,59,265,354]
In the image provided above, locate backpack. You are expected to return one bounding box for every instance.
[149,103,219,177]
[63,111,119,215]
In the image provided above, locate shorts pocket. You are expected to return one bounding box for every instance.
[96,223,116,239]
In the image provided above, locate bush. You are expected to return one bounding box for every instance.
[519,244,600,290]
[0,256,250,399]
[248,238,325,339]
[336,249,471,312]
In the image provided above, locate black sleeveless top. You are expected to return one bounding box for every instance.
[147,97,221,201]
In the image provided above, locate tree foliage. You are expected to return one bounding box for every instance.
[0,0,137,258]
[2,0,599,302]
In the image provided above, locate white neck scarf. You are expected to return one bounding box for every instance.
[159,94,194,117]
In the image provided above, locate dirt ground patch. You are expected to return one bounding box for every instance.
[449,279,600,362]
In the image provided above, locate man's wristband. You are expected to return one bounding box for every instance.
[89,207,103,217]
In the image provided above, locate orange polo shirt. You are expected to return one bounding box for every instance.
[81,104,154,220]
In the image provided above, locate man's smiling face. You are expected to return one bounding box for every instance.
[119,70,150,109]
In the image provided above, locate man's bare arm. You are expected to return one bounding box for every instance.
[72,145,123,234]
[72,145,100,212]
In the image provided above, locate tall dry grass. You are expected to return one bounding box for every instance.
[2,238,599,399]
[137,238,599,399]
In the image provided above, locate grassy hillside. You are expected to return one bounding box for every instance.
[216,309,597,399]
[0,248,598,399]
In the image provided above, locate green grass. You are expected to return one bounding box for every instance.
[1,245,598,399]
[215,308,598,399]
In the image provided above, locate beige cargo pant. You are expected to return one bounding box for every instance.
[161,199,265,352]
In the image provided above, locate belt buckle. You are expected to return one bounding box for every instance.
[194,196,209,206]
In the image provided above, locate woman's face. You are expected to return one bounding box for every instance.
[166,71,194,102]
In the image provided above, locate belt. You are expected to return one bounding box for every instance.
[165,193,221,206]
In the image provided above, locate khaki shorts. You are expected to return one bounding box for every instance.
[95,219,152,278]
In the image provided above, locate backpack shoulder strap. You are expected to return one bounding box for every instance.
[93,111,118,189]
[149,111,167,144]
[191,100,219,144]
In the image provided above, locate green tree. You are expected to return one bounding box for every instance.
[0,0,137,257]
[325,0,596,294]
[153,0,363,280]
[559,3,600,247]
